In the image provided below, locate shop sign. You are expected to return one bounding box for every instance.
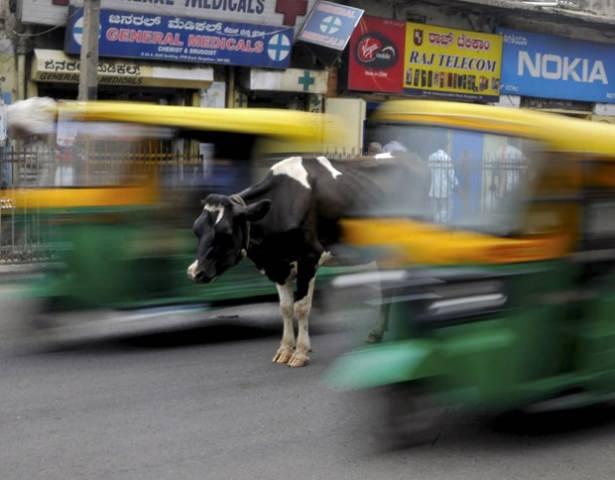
[65,7,294,68]
[403,22,502,102]
[243,68,327,93]
[20,0,315,31]
[32,48,214,88]
[297,0,363,51]
[499,28,615,104]
[347,15,405,93]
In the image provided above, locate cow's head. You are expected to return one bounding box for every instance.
[187,194,271,283]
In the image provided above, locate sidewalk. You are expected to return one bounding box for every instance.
[0,262,51,284]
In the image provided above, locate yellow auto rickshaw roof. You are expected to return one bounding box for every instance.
[56,101,342,144]
[375,100,615,156]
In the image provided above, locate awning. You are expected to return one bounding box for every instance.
[31,49,214,89]
[242,68,328,95]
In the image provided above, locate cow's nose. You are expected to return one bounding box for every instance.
[194,270,206,282]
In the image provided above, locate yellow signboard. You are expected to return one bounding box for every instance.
[403,23,503,101]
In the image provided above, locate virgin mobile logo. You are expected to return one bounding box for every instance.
[355,32,398,69]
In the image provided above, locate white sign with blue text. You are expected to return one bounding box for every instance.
[499,28,615,104]
[297,0,362,51]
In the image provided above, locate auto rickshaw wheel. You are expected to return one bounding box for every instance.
[382,383,445,447]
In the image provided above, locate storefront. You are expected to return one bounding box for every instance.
[31,49,214,104]
[240,67,328,111]
[19,0,322,109]
[499,28,615,119]
[346,16,502,101]
[343,15,503,152]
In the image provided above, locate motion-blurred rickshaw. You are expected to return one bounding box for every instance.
[7,100,348,341]
[326,100,615,444]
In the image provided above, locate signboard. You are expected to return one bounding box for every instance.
[347,15,405,93]
[65,8,294,68]
[499,28,615,104]
[403,22,502,101]
[32,49,214,88]
[20,0,316,30]
[297,0,363,51]
[244,68,328,93]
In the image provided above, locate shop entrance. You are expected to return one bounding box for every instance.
[246,91,315,111]
[36,83,195,105]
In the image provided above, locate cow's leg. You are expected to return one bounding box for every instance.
[367,304,389,343]
[273,280,295,364]
[288,261,318,368]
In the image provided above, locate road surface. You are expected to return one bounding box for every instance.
[2,309,615,479]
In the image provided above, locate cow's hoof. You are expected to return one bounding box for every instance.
[288,352,310,368]
[366,331,383,344]
[272,348,294,364]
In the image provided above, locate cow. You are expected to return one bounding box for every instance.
[188,154,430,367]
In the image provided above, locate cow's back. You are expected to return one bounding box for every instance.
[305,154,430,220]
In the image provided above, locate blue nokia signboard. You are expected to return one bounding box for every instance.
[65,7,294,69]
[499,27,615,104]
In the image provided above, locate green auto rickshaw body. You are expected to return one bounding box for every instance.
[326,99,615,416]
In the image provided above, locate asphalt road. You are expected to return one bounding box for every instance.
[3,309,615,480]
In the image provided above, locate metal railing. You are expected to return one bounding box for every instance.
[425,153,529,225]
[0,141,205,264]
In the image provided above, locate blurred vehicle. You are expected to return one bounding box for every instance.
[326,100,615,445]
[6,101,350,342]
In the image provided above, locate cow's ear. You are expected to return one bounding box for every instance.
[243,199,271,221]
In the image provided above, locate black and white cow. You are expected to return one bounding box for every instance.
[188,154,429,367]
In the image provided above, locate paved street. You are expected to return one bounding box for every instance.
[3,310,615,480]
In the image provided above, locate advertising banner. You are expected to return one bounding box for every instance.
[403,22,502,101]
[297,0,363,51]
[499,28,615,104]
[245,68,328,93]
[21,0,316,31]
[347,15,405,93]
[32,49,214,88]
[65,7,294,68]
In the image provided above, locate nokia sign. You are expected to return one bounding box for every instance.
[518,52,607,85]
[499,28,615,104]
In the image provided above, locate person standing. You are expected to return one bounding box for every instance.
[428,142,458,223]
[494,138,526,200]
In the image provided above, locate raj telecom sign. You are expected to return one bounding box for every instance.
[297,0,363,51]
[499,28,615,103]
[20,0,315,30]
[404,22,502,102]
[65,8,293,68]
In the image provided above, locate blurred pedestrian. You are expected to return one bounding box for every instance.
[383,139,408,154]
[367,142,383,155]
[428,141,458,223]
[495,138,526,199]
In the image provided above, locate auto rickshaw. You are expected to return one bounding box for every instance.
[6,100,350,341]
[326,99,615,444]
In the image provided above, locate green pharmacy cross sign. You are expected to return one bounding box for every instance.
[298,70,316,91]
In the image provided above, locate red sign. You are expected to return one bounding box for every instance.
[348,16,405,93]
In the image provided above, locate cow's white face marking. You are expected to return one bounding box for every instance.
[271,156,311,189]
[187,259,198,280]
[316,156,342,179]
[203,204,224,225]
